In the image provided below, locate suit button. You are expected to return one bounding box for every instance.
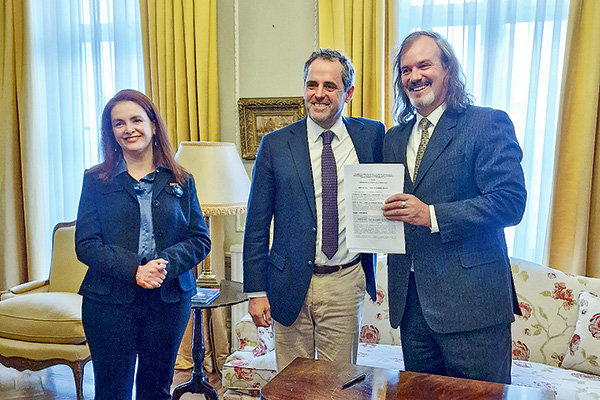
[153,200,160,207]
[156,231,163,237]
[308,260,313,265]
[312,227,316,232]
[411,226,416,231]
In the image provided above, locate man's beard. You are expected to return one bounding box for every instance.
[408,89,435,109]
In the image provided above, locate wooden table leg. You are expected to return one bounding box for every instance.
[171,308,218,400]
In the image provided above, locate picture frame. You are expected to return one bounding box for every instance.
[238,97,306,159]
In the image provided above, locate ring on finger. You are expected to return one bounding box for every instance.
[401,200,407,208]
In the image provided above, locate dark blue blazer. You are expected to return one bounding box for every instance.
[243,117,385,327]
[75,166,211,304]
[384,106,526,333]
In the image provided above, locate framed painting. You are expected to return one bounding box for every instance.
[238,97,306,159]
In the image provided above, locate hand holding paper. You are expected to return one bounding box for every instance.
[343,164,406,254]
[382,193,431,227]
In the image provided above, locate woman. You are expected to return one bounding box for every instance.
[75,89,211,399]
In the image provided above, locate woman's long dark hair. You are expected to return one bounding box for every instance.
[97,89,186,184]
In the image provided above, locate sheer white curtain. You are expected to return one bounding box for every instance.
[28,0,144,273]
[395,0,570,263]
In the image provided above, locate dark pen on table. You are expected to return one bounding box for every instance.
[341,373,366,389]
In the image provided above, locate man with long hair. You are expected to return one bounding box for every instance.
[382,31,527,383]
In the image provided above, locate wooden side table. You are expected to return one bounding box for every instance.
[171,280,248,400]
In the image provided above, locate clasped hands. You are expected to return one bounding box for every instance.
[136,258,168,289]
[381,193,431,227]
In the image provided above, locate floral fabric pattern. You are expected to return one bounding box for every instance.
[510,258,591,367]
[357,343,404,370]
[221,350,277,392]
[512,340,530,361]
[361,255,401,346]
[562,291,600,375]
[360,325,381,344]
[512,359,600,400]
[510,258,600,399]
[223,389,260,400]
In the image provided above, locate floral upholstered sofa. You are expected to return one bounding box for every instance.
[222,256,600,399]
[510,258,600,399]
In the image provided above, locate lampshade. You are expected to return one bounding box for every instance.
[175,141,250,216]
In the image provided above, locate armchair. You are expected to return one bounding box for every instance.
[0,221,90,400]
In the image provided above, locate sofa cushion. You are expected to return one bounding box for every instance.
[222,350,277,391]
[561,291,600,375]
[223,389,260,399]
[512,359,600,400]
[357,342,404,370]
[0,292,85,344]
[510,258,600,367]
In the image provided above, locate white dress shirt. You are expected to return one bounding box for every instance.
[407,103,446,233]
[306,116,359,266]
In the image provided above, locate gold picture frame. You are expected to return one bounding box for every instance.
[238,97,306,159]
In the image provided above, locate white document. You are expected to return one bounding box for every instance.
[344,163,405,254]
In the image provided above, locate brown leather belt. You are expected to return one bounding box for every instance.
[314,257,361,274]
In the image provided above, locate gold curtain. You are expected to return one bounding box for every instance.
[547,0,600,277]
[138,0,226,372]
[318,0,396,128]
[0,0,46,291]
[139,0,220,144]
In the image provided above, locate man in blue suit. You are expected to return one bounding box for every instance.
[381,31,527,384]
[243,49,385,371]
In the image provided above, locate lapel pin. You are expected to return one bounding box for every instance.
[170,183,183,198]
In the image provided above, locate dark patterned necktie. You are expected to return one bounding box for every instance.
[321,130,338,259]
[413,118,430,181]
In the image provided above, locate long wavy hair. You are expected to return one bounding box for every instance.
[97,89,186,184]
[392,31,473,124]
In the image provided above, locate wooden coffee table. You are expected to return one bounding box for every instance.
[260,358,555,400]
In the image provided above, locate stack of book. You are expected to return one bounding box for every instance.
[191,287,220,305]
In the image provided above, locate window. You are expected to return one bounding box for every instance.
[29,0,145,271]
[396,0,570,262]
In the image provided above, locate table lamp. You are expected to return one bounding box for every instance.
[175,141,250,287]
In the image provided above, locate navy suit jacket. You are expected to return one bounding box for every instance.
[384,106,526,333]
[75,166,211,304]
[243,116,385,326]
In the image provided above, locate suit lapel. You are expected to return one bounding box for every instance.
[399,121,415,192]
[413,111,457,188]
[152,169,171,200]
[288,119,317,217]
[345,117,369,162]
[114,172,138,200]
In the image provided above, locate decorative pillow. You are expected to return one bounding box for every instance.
[0,292,86,344]
[562,291,600,375]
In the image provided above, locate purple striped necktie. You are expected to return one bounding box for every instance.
[321,130,338,260]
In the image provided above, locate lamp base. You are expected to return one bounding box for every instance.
[196,273,220,288]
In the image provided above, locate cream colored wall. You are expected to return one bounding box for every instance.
[217,0,317,258]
